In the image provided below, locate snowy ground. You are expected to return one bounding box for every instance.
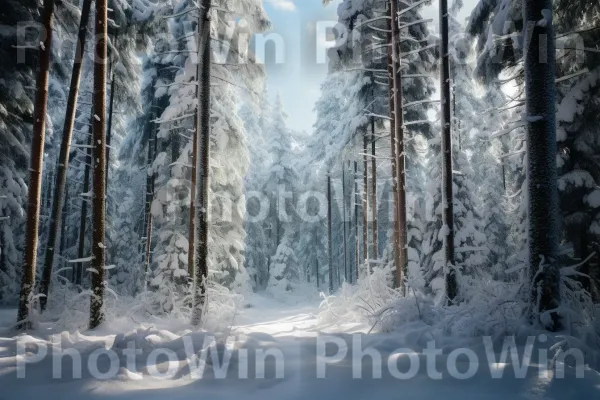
[1,295,599,399]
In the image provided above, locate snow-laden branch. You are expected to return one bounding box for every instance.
[398,0,429,17]
[402,99,440,108]
[354,16,392,31]
[402,43,436,57]
[68,256,93,263]
[399,19,433,30]
[365,113,392,121]
[556,68,589,84]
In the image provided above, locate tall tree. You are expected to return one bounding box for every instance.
[362,131,369,271]
[39,0,93,311]
[328,174,334,292]
[439,0,457,303]
[523,0,560,329]
[371,119,378,260]
[389,0,408,291]
[75,127,92,286]
[191,0,212,326]
[89,0,108,329]
[17,0,56,328]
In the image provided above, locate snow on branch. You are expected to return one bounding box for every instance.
[556,68,589,84]
[354,16,392,31]
[398,0,429,17]
[399,19,433,30]
[68,256,93,263]
[402,99,440,108]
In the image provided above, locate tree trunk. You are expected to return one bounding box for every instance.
[362,131,369,272]
[75,127,92,286]
[188,14,203,279]
[439,0,457,304]
[143,121,158,286]
[105,33,118,188]
[39,0,92,311]
[354,161,359,283]
[188,112,199,280]
[371,118,378,260]
[191,0,212,326]
[523,0,560,330]
[342,160,348,283]
[59,185,69,280]
[17,0,56,329]
[388,0,407,292]
[327,174,334,293]
[89,0,108,329]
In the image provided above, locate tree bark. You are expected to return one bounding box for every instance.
[89,0,108,329]
[354,161,359,283]
[371,118,378,260]
[143,120,157,286]
[75,124,92,286]
[17,0,56,329]
[362,131,369,272]
[389,0,407,292]
[188,15,203,280]
[191,0,212,326]
[440,0,457,304]
[39,0,93,311]
[105,33,118,188]
[327,174,334,293]
[342,160,348,283]
[188,112,199,280]
[523,0,560,330]
[59,185,69,280]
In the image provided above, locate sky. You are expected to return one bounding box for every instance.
[261,0,479,134]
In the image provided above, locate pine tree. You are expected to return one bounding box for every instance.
[89,0,108,329]
[17,0,56,329]
[523,0,560,329]
[39,0,93,311]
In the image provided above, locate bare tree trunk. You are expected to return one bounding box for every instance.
[75,127,92,286]
[362,131,369,272]
[17,0,56,329]
[327,174,334,293]
[143,122,157,286]
[105,33,118,188]
[39,0,92,311]
[354,161,359,283]
[439,0,456,304]
[89,0,108,329]
[59,185,69,280]
[388,1,407,292]
[191,0,212,326]
[188,15,202,280]
[523,0,560,330]
[371,118,378,260]
[342,160,348,283]
[188,112,198,279]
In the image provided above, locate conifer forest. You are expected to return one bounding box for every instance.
[0,0,600,398]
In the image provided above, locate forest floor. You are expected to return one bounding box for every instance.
[1,295,599,399]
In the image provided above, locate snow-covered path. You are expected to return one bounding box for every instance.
[1,296,600,399]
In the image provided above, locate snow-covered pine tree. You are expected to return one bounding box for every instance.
[0,1,37,303]
[264,93,301,291]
